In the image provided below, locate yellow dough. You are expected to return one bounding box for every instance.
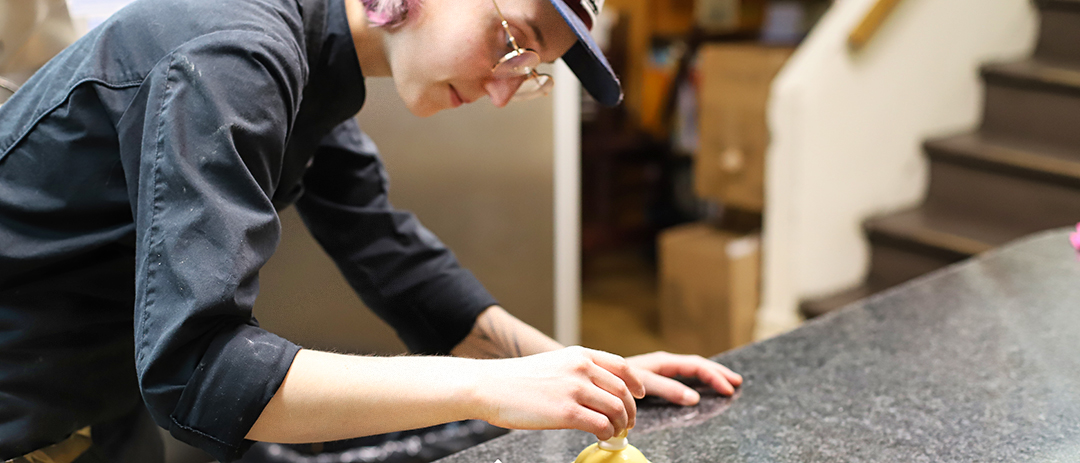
[572,430,651,463]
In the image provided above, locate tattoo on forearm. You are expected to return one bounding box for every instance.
[455,307,558,359]
[467,329,503,359]
[484,316,522,358]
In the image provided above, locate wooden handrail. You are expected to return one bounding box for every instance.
[848,0,905,51]
[0,76,21,94]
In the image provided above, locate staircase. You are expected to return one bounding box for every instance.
[802,0,1080,318]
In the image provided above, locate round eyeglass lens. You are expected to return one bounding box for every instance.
[512,74,554,101]
[493,50,541,78]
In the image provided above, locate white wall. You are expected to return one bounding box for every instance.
[553,62,582,346]
[258,76,563,353]
[758,0,1038,337]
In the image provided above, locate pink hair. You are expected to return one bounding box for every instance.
[1071,223,1080,253]
[359,0,421,27]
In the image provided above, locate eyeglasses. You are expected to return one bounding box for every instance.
[491,0,554,101]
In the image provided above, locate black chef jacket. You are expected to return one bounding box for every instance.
[0,0,498,461]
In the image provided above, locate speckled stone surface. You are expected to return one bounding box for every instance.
[436,228,1080,463]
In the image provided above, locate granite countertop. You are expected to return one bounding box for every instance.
[437,228,1080,463]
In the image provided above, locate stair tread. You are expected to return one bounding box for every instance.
[799,285,875,319]
[983,60,1080,95]
[925,133,1080,183]
[1037,0,1080,11]
[865,208,1028,257]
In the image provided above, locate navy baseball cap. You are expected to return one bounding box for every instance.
[550,0,623,106]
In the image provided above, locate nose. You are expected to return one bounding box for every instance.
[484,75,528,108]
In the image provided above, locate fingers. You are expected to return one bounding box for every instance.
[642,372,702,406]
[585,362,637,432]
[720,364,742,387]
[630,352,744,399]
[585,349,646,399]
[680,361,738,396]
[565,404,616,440]
[571,347,644,436]
[697,359,742,387]
[574,380,629,439]
[488,348,746,438]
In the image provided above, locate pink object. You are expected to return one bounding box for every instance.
[1071,223,1080,252]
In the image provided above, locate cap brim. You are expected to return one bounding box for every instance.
[549,0,623,106]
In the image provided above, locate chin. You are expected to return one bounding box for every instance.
[397,85,447,118]
[408,103,442,118]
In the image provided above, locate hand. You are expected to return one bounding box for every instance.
[626,351,743,406]
[472,346,646,440]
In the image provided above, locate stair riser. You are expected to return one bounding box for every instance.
[925,158,1080,231]
[981,80,1080,152]
[803,234,963,318]
[1035,4,1080,65]
[866,234,967,290]
[799,286,874,319]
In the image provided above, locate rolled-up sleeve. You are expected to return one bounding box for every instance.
[118,31,304,462]
[295,120,498,355]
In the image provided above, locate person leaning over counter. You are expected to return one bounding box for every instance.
[0,0,744,461]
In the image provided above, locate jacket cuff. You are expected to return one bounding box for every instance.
[399,268,498,355]
[167,325,301,462]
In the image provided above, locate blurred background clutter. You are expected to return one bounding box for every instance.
[575,0,1043,360]
[3,0,1070,461]
[0,0,79,102]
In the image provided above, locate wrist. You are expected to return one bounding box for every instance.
[457,357,501,423]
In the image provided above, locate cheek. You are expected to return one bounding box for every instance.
[431,35,496,80]
[396,38,489,87]
[421,15,500,76]
[387,17,500,115]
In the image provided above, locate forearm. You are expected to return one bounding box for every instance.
[246,349,484,443]
[451,305,563,359]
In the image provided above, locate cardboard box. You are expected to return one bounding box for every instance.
[694,0,740,33]
[695,44,793,212]
[694,0,767,33]
[659,223,760,356]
